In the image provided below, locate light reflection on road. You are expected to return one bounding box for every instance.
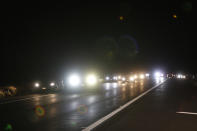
[0,79,161,131]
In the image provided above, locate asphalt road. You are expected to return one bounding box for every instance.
[0,79,156,131]
[95,79,197,131]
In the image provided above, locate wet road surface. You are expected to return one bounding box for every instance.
[0,79,157,131]
[94,79,197,131]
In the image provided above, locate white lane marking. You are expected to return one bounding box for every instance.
[82,80,166,131]
[176,112,197,115]
[0,94,54,105]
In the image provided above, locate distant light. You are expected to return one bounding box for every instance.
[122,77,126,81]
[113,76,117,80]
[35,83,40,88]
[130,76,134,81]
[118,76,121,79]
[140,74,145,79]
[177,74,186,79]
[145,73,150,77]
[160,73,164,77]
[173,14,177,19]
[120,16,124,21]
[154,72,164,78]
[42,87,46,90]
[86,74,97,86]
[50,82,55,87]
[68,74,81,87]
[106,76,110,80]
[177,74,182,79]
[134,75,138,79]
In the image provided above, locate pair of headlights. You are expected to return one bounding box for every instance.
[34,82,55,88]
[68,74,97,87]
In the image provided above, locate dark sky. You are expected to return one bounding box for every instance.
[1,1,193,84]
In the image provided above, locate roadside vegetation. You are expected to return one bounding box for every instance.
[0,86,17,99]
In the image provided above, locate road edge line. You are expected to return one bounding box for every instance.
[82,80,166,131]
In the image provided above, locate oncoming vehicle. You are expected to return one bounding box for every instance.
[32,81,59,92]
[64,72,101,92]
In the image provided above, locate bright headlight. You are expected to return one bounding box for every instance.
[154,72,163,78]
[113,76,117,80]
[34,82,40,88]
[118,76,121,79]
[106,76,110,80]
[130,76,134,81]
[134,75,138,79]
[145,73,150,77]
[68,74,81,87]
[177,74,181,79]
[155,72,160,78]
[140,74,145,79]
[50,82,55,87]
[182,75,186,79]
[86,74,97,86]
[122,77,126,81]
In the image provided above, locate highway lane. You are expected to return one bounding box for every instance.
[0,79,158,131]
[94,79,197,131]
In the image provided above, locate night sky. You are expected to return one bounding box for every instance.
[1,1,193,85]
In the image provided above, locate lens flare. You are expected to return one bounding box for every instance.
[4,124,12,131]
[77,105,88,115]
[35,105,45,117]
